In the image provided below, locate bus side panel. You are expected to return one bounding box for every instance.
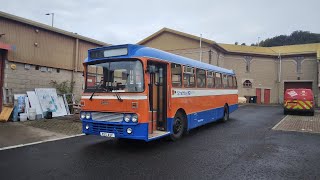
[168,93,238,131]
[229,104,238,113]
[187,106,225,130]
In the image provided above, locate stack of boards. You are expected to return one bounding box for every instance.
[1,88,70,122]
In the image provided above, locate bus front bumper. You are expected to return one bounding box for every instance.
[82,120,149,141]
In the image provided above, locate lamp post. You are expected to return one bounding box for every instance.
[45,13,54,27]
[199,34,202,62]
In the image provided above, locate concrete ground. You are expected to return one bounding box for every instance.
[0,115,82,148]
[274,111,320,134]
[0,105,320,180]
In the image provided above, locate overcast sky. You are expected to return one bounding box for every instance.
[1,0,319,45]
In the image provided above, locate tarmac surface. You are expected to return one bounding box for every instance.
[0,105,320,180]
[0,115,82,148]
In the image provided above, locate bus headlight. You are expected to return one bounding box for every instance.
[85,113,91,119]
[80,112,86,119]
[124,115,131,122]
[85,124,89,130]
[132,114,138,123]
[127,128,133,134]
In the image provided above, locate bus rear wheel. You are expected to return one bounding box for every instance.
[169,112,185,141]
[222,106,229,122]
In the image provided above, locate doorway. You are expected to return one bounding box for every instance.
[147,61,167,133]
[256,88,261,104]
[264,89,270,104]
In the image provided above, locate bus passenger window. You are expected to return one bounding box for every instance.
[183,66,195,88]
[233,76,238,89]
[223,75,228,88]
[171,64,182,87]
[215,73,222,88]
[207,71,214,88]
[227,75,233,88]
[196,69,206,88]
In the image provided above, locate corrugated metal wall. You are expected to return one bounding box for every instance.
[0,17,102,71]
[78,40,99,71]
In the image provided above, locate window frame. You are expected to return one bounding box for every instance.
[222,74,228,88]
[206,71,215,88]
[227,75,233,89]
[215,72,222,88]
[183,66,196,88]
[171,63,182,88]
[243,79,252,88]
[196,68,206,88]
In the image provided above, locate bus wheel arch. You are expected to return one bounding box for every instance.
[169,109,187,141]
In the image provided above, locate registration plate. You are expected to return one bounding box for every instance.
[100,132,115,137]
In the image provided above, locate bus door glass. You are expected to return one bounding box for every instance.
[147,61,167,132]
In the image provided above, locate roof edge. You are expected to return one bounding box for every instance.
[0,11,109,46]
[138,27,216,45]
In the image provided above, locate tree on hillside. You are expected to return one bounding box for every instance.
[259,31,320,47]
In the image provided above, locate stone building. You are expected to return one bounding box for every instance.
[0,11,108,110]
[138,28,320,105]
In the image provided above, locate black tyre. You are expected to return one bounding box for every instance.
[169,112,186,141]
[222,106,229,122]
[310,111,314,116]
[283,109,288,115]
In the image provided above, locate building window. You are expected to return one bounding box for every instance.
[246,64,249,72]
[244,56,252,73]
[243,80,252,88]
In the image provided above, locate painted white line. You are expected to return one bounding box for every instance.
[0,133,85,151]
[81,95,147,100]
[272,115,288,130]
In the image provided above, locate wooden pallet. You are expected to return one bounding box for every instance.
[0,106,14,122]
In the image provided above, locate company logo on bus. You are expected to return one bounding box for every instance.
[174,90,192,96]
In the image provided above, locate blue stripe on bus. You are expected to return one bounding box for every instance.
[82,120,149,141]
[167,104,238,132]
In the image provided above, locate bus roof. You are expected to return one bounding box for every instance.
[85,44,235,75]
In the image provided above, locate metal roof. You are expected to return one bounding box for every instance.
[86,44,235,75]
[138,27,216,45]
[138,27,320,58]
[0,11,108,46]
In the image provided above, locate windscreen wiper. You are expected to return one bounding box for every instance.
[114,91,123,102]
[89,83,104,101]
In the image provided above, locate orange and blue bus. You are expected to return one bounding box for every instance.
[80,44,238,141]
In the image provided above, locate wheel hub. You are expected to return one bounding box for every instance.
[174,118,182,134]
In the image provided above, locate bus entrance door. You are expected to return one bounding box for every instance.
[147,62,168,138]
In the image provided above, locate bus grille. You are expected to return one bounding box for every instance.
[91,112,123,122]
[91,123,124,135]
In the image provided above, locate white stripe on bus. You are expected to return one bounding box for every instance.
[81,95,148,100]
[82,89,237,99]
[172,89,238,98]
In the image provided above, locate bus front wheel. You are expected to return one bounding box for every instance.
[169,112,185,141]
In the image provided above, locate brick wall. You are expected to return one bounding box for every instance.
[4,60,84,101]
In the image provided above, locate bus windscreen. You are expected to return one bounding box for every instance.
[85,60,144,93]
